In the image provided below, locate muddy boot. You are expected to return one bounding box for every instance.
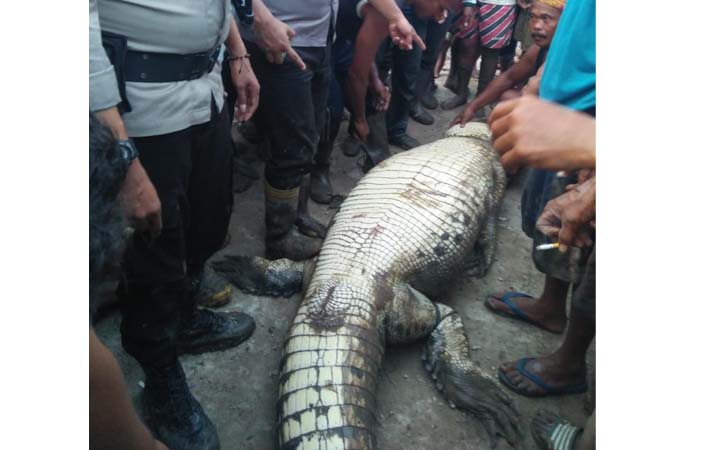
[265,181,322,261]
[409,101,434,125]
[420,80,438,110]
[416,70,438,111]
[361,112,392,173]
[341,134,365,157]
[440,67,471,110]
[310,112,335,205]
[295,174,327,239]
[443,66,459,93]
[443,39,461,93]
[142,359,220,450]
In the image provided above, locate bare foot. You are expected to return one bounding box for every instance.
[497,355,587,397]
[485,292,567,333]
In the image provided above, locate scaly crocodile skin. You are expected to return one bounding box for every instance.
[278,123,511,450]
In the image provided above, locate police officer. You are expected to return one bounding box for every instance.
[89,1,260,448]
[241,0,339,261]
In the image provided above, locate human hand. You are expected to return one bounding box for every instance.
[371,82,391,111]
[254,13,306,70]
[389,15,426,51]
[121,159,162,238]
[536,177,596,248]
[230,57,260,122]
[522,65,543,96]
[450,104,476,128]
[517,0,533,10]
[489,96,596,173]
[352,118,370,143]
[155,440,170,450]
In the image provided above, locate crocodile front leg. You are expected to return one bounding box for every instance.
[212,255,314,297]
[384,284,521,448]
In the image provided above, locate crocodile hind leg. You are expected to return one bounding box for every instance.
[384,284,521,448]
[211,255,314,297]
[424,304,521,448]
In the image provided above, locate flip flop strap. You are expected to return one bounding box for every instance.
[498,292,534,321]
[499,291,534,303]
[515,358,555,392]
[549,422,582,450]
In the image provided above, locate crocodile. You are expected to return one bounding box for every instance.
[214,122,520,450]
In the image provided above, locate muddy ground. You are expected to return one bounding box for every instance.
[95,76,595,450]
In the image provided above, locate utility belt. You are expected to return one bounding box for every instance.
[101,31,221,112]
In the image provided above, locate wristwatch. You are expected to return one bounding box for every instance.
[118,139,139,167]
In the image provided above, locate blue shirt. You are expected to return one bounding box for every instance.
[539,0,596,111]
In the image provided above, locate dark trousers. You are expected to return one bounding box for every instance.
[120,101,234,368]
[386,8,427,138]
[418,13,454,86]
[248,42,331,190]
[328,38,355,144]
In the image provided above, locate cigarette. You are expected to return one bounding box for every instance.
[536,242,560,251]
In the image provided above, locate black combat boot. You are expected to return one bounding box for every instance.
[440,67,471,110]
[310,113,336,204]
[178,307,255,355]
[142,359,220,450]
[265,181,323,261]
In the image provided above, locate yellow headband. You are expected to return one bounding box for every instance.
[537,0,566,9]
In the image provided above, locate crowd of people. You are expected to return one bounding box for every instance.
[89,0,596,449]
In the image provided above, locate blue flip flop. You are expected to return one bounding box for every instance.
[485,291,561,334]
[497,358,588,398]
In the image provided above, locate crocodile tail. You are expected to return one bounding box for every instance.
[277,281,385,450]
[423,304,522,449]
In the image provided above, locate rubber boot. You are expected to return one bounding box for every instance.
[440,67,471,110]
[265,181,322,261]
[416,70,438,110]
[409,101,435,125]
[310,111,335,205]
[295,174,327,239]
[443,66,459,94]
[421,79,438,110]
[443,39,461,93]
[361,112,392,173]
[142,359,220,450]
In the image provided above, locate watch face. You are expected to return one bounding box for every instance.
[118,140,138,165]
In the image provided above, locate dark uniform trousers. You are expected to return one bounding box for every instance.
[120,100,234,369]
[247,42,331,190]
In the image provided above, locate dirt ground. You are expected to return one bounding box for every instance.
[95,76,595,450]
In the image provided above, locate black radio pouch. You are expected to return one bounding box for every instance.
[101,31,132,113]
